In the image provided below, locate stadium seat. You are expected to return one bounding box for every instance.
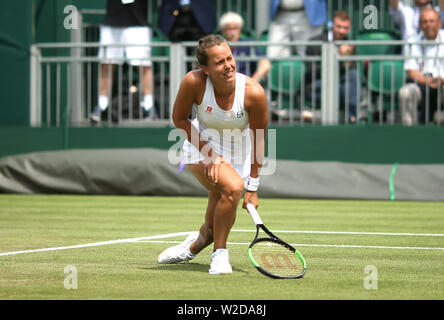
[269,60,306,118]
[356,30,401,56]
[368,60,405,95]
[241,29,256,40]
[355,29,402,112]
[270,60,305,95]
[367,60,405,122]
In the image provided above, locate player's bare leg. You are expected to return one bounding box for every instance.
[187,162,243,250]
[187,162,244,274]
[189,191,218,255]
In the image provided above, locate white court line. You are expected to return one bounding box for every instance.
[2,229,444,258]
[0,231,194,258]
[137,240,444,251]
[232,229,444,237]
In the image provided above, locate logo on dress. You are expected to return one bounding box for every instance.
[206,106,213,113]
[236,111,244,119]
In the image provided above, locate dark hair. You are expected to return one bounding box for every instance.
[333,10,351,22]
[196,34,228,66]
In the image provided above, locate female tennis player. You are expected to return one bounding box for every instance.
[158,35,268,275]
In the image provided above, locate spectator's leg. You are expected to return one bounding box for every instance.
[96,25,122,114]
[99,64,115,99]
[141,66,154,113]
[267,11,292,58]
[289,11,323,57]
[398,83,421,125]
[125,26,155,117]
[306,79,322,107]
[339,69,359,122]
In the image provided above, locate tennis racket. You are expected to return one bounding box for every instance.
[246,204,306,279]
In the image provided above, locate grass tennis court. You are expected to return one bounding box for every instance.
[0,194,443,300]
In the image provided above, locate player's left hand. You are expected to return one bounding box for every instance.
[242,191,259,210]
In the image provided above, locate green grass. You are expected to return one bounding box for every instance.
[0,195,443,300]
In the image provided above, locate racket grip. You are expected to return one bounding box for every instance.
[246,203,264,225]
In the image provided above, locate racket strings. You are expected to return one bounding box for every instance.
[251,240,304,277]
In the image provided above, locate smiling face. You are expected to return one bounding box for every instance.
[332,16,351,41]
[201,42,236,84]
[420,9,442,40]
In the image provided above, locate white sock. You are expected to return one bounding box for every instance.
[143,94,153,111]
[99,95,108,111]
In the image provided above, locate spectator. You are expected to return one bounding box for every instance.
[305,10,360,123]
[399,8,444,125]
[267,0,327,58]
[389,0,444,44]
[157,0,217,42]
[91,0,154,123]
[219,12,271,83]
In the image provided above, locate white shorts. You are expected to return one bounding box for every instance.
[98,25,152,67]
[181,138,252,182]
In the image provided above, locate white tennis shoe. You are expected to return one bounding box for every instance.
[157,232,199,264]
[208,249,232,275]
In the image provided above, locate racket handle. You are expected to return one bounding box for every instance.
[246,203,264,226]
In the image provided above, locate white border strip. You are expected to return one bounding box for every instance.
[0,231,193,257]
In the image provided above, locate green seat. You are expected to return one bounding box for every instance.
[270,60,305,95]
[367,60,405,121]
[368,60,405,95]
[270,60,306,111]
[241,29,256,40]
[356,30,401,55]
[355,30,401,95]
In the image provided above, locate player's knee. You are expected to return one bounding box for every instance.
[221,179,244,203]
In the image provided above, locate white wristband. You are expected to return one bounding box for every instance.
[246,176,260,192]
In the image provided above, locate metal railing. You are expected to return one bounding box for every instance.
[337,40,444,126]
[30,42,171,127]
[30,39,444,127]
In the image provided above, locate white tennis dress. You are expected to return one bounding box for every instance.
[182,72,251,179]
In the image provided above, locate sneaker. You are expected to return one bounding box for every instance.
[208,249,232,275]
[157,232,199,264]
[90,106,101,123]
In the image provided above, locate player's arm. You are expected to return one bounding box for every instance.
[172,71,213,159]
[246,80,268,178]
[243,78,269,208]
[172,71,225,183]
